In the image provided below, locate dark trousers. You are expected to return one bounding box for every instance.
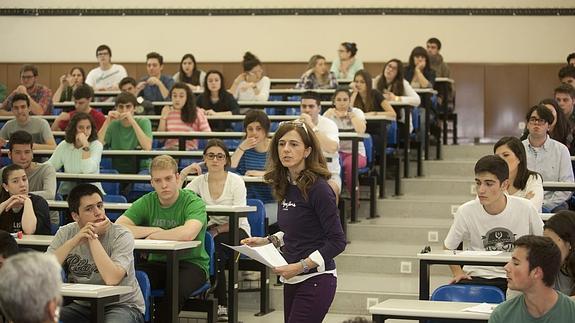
[137,261,206,320]
[214,229,249,306]
[283,274,337,323]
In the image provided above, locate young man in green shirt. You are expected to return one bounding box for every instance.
[489,235,575,322]
[116,155,209,320]
[97,91,153,173]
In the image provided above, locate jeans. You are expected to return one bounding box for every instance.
[61,302,143,323]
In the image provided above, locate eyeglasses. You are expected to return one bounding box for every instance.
[528,117,548,125]
[278,120,309,135]
[20,75,34,80]
[205,153,226,161]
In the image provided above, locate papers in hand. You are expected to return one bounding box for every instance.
[462,302,497,314]
[458,251,503,256]
[223,243,288,268]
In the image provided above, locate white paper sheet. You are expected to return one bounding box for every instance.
[462,302,497,314]
[223,243,288,268]
[62,284,108,291]
[459,251,503,256]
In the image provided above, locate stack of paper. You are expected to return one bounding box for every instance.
[223,243,287,268]
[462,302,497,314]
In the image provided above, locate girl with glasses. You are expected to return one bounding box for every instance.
[374,59,421,106]
[330,42,363,80]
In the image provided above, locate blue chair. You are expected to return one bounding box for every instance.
[136,270,152,322]
[100,158,113,170]
[127,169,154,202]
[51,193,65,233]
[357,134,378,218]
[431,284,505,303]
[103,194,127,221]
[246,199,266,238]
[100,169,120,195]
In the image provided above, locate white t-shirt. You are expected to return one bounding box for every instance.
[510,174,544,212]
[316,115,341,184]
[444,195,544,279]
[234,76,271,101]
[185,172,251,236]
[85,64,128,90]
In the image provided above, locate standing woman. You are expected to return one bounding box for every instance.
[173,53,206,92]
[185,139,250,320]
[47,112,104,196]
[242,120,346,323]
[52,66,85,103]
[374,59,421,106]
[330,42,364,80]
[323,88,367,195]
[158,82,211,150]
[196,70,240,131]
[494,136,543,211]
[295,55,338,90]
[404,46,436,89]
[543,210,575,298]
[0,164,50,235]
[229,52,270,102]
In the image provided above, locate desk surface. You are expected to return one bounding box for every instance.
[55,172,265,183]
[417,250,511,263]
[17,234,202,250]
[369,299,491,320]
[542,181,575,189]
[47,200,255,213]
[61,283,133,298]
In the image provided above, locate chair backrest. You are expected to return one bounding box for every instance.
[204,231,216,277]
[363,134,374,165]
[103,194,128,221]
[135,270,152,322]
[246,198,266,237]
[387,121,398,146]
[431,284,505,304]
[100,169,120,195]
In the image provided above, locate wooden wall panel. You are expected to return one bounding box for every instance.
[484,64,529,138]
[450,63,485,139]
[528,64,564,106]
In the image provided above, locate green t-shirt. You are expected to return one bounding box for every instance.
[123,189,209,278]
[489,291,575,323]
[104,117,153,173]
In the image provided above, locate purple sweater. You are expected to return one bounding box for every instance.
[278,178,346,273]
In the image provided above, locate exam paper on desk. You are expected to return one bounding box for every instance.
[223,243,288,268]
[458,251,503,256]
[462,302,497,314]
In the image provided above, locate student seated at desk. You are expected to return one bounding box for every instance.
[85,45,127,92]
[426,37,450,78]
[0,252,62,323]
[51,84,106,131]
[444,155,544,294]
[494,137,543,211]
[119,77,155,116]
[185,139,250,321]
[558,64,575,87]
[158,82,211,150]
[374,59,421,107]
[489,235,575,322]
[116,155,209,321]
[0,93,56,150]
[229,52,270,102]
[543,211,575,298]
[0,164,50,235]
[196,70,240,131]
[522,105,574,212]
[173,53,206,92]
[98,92,153,174]
[554,84,575,128]
[404,46,436,89]
[0,64,53,116]
[47,113,104,197]
[137,52,174,102]
[52,66,85,103]
[0,230,18,268]
[295,54,338,90]
[330,42,363,81]
[323,87,366,196]
[48,184,145,323]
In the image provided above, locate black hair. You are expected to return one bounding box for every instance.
[203,139,231,168]
[493,136,540,191]
[146,52,164,65]
[568,53,575,64]
[514,235,562,288]
[70,66,86,83]
[555,83,575,99]
[0,164,25,202]
[203,70,227,99]
[65,112,98,144]
[408,46,431,73]
[332,86,351,103]
[376,59,405,95]
[72,84,94,101]
[301,91,321,107]
[19,64,38,77]
[353,70,375,112]
[67,184,103,214]
[119,77,137,89]
[544,210,575,295]
[170,82,197,124]
[427,37,442,50]
[242,52,262,72]
[115,91,138,107]
[526,104,554,125]
[95,44,112,57]
[474,155,509,183]
[243,109,270,133]
[558,65,575,81]
[341,42,358,57]
[539,98,573,147]
[0,230,18,259]
[177,53,201,85]
[11,93,29,107]
[8,131,33,151]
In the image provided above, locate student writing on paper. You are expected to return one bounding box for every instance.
[489,235,575,322]
[242,120,346,323]
[444,155,544,294]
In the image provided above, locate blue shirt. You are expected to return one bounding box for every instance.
[231,149,274,204]
[139,75,174,101]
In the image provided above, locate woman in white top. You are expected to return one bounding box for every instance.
[172,53,206,93]
[494,136,543,211]
[330,42,364,80]
[229,52,270,102]
[373,59,421,107]
[47,112,104,196]
[185,138,249,318]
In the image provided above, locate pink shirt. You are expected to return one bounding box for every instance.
[164,108,211,150]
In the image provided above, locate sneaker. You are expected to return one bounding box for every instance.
[217,305,228,322]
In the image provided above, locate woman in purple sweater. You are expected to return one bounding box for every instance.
[242,120,346,323]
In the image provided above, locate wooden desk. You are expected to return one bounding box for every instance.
[61,283,133,323]
[417,251,510,301]
[18,235,201,323]
[370,299,490,323]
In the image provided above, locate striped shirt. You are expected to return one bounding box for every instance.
[231,148,274,204]
[163,108,211,150]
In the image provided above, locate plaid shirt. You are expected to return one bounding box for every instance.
[295,71,338,89]
[1,83,53,115]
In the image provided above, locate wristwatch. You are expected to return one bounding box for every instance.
[82,146,90,152]
[300,259,310,273]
